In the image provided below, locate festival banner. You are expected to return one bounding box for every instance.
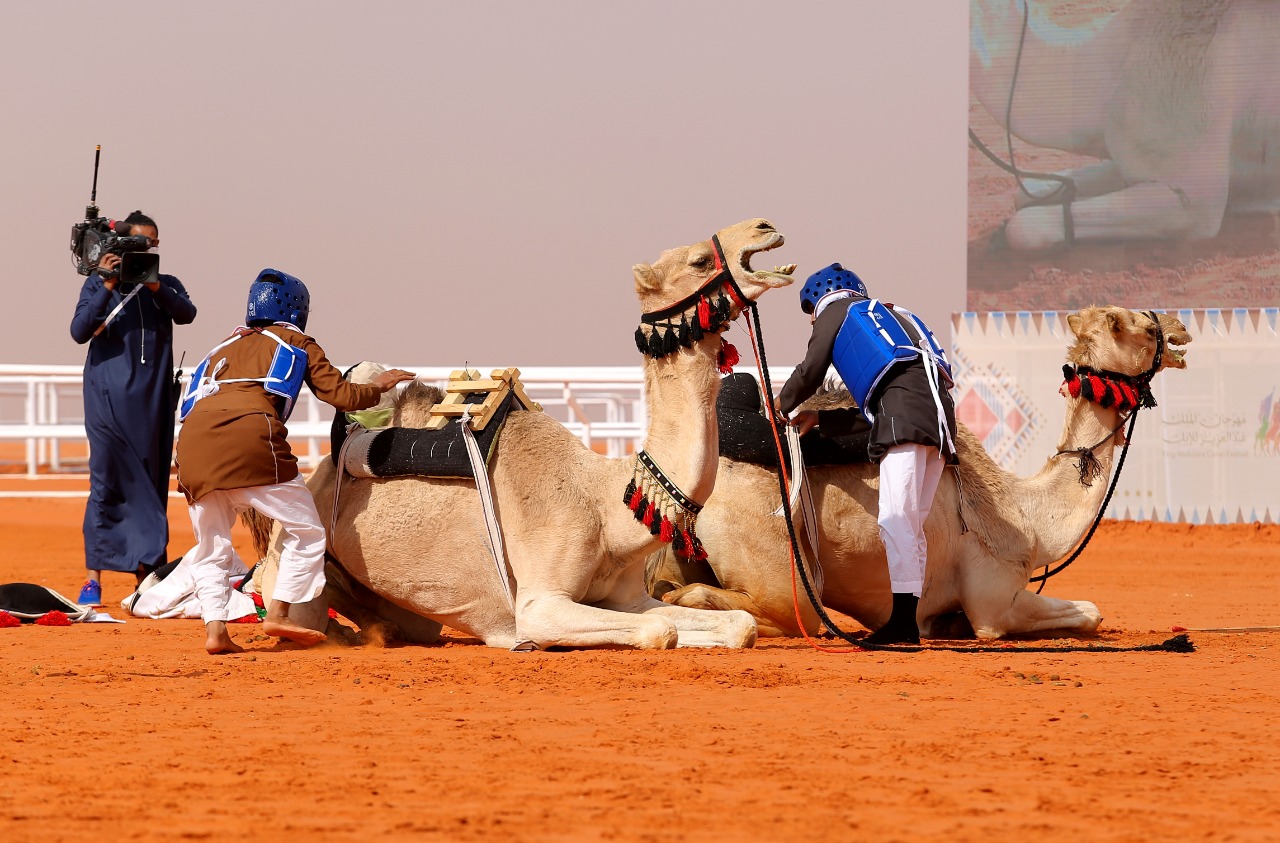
[951,309,1280,523]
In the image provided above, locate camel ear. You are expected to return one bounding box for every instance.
[633,263,659,294]
[1067,314,1082,336]
[1107,311,1127,335]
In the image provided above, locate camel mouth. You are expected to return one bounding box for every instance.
[1155,315,1191,370]
[740,232,795,288]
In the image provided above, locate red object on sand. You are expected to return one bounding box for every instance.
[229,614,260,624]
[0,611,20,628]
[35,611,72,627]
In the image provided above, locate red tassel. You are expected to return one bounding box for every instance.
[698,296,712,330]
[36,610,72,627]
[1065,376,1081,398]
[717,341,740,374]
[0,611,20,628]
[1086,374,1104,401]
[642,504,655,527]
[628,488,644,511]
[659,516,674,543]
[680,529,695,556]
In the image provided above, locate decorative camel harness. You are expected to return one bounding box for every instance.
[625,234,744,560]
[1028,310,1166,592]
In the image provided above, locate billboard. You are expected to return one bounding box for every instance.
[968,0,1280,311]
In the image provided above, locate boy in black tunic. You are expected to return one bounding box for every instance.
[776,264,957,644]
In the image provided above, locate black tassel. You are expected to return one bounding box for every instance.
[689,314,704,342]
[623,478,636,507]
[634,497,649,522]
[715,293,731,324]
[671,527,686,553]
[649,511,662,535]
[678,314,693,348]
[635,327,649,354]
[648,328,665,358]
[662,326,679,355]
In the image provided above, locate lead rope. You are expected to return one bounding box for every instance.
[744,301,1193,655]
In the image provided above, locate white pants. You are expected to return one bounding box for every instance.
[185,475,326,623]
[877,443,945,597]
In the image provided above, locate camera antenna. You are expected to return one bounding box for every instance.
[86,145,101,220]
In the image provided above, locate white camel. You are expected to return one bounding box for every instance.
[971,0,1280,251]
[256,219,795,649]
[653,306,1191,639]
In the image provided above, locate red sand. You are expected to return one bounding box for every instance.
[2,495,1279,842]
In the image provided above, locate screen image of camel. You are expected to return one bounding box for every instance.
[967,0,1280,311]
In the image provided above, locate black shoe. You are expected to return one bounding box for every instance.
[865,593,921,645]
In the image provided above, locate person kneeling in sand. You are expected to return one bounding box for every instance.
[175,269,414,654]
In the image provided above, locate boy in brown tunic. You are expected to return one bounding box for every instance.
[176,269,413,654]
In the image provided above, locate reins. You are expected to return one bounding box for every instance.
[741,302,1191,655]
[968,0,1079,245]
[1029,312,1166,592]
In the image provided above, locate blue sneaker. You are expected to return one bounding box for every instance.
[77,579,103,607]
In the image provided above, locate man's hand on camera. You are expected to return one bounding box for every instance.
[98,254,122,290]
[372,369,416,393]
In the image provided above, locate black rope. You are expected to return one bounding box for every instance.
[968,0,1078,244]
[746,302,1192,655]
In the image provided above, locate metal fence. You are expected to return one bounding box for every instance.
[0,364,795,478]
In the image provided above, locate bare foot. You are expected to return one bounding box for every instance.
[263,618,327,646]
[205,621,245,655]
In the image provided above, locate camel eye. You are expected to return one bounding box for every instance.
[689,254,709,268]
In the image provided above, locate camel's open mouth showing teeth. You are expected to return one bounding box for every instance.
[741,232,794,286]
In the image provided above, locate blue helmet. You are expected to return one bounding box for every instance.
[799,263,868,314]
[246,268,310,332]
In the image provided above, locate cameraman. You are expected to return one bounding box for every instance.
[69,210,196,606]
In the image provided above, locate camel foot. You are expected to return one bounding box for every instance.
[263,619,328,647]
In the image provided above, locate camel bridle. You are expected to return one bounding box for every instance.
[1035,311,1167,591]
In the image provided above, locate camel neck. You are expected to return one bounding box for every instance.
[638,338,721,507]
[1023,395,1125,561]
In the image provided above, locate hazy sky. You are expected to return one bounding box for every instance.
[5,1,968,369]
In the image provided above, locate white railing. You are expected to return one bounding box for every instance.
[0,364,796,477]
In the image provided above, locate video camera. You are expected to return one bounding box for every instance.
[68,147,159,287]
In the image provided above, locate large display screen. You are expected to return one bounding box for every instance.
[968,0,1280,311]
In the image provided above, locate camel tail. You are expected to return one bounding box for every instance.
[240,509,275,561]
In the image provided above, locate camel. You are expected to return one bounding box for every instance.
[970,0,1280,251]
[652,306,1191,639]
[256,219,795,649]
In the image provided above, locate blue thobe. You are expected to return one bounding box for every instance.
[70,273,197,573]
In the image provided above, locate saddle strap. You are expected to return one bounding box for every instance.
[461,408,516,611]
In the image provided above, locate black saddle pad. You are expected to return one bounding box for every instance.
[0,583,89,619]
[717,372,872,467]
[333,391,521,480]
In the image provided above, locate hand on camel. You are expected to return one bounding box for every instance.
[789,410,819,436]
[372,369,416,393]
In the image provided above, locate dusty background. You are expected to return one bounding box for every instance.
[2,490,1278,842]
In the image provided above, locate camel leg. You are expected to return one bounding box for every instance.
[602,590,758,648]
[516,592,679,650]
[1005,179,1228,250]
[662,583,800,639]
[964,587,1102,639]
[1013,161,1126,209]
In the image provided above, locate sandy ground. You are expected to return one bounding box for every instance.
[2,491,1278,842]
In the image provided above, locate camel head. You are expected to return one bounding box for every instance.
[1066,306,1191,377]
[632,219,794,318]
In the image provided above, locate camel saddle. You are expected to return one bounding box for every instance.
[718,372,872,467]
